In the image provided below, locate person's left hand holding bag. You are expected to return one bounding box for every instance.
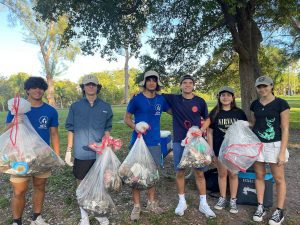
[65,147,74,166]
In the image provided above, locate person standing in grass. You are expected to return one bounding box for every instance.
[6,76,60,225]
[251,76,290,225]
[207,86,247,214]
[124,70,170,221]
[65,74,113,225]
[163,75,216,218]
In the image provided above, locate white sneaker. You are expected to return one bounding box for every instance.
[30,216,49,225]
[175,200,187,216]
[78,216,90,225]
[95,217,109,225]
[199,204,216,218]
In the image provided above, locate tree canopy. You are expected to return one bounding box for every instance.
[1,0,80,106]
[35,0,300,117]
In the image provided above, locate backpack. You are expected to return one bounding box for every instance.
[204,168,219,193]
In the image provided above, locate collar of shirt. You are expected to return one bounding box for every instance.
[83,96,100,106]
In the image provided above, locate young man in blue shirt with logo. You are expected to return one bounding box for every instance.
[6,77,60,225]
[65,74,113,225]
[163,75,216,218]
[124,70,170,221]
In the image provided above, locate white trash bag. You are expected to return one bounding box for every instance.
[0,97,64,175]
[77,137,122,216]
[118,134,159,190]
[219,120,263,174]
[178,126,213,169]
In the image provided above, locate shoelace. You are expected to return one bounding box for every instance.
[217,198,226,206]
[271,210,281,221]
[230,200,237,209]
[255,205,264,216]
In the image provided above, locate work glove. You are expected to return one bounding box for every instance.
[65,147,73,166]
[135,121,149,134]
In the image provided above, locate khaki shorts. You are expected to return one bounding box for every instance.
[257,141,289,163]
[10,171,51,183]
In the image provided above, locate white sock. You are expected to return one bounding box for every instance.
[178,194,186,202]
[80,207,88,219]
[134,203,140,207]
[200,195,207,205]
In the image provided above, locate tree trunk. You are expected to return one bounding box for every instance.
[220,1,262,120]
[124,47,130,104]
[238,58,257,120]
[46,76,56,107]
[60,96,63,109]
[0,102,5,112]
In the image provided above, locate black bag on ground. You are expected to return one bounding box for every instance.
[204,168,219,193]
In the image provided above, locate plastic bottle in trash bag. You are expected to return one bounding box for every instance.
[0,97,64,175]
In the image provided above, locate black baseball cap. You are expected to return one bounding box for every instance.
[179,75,195,84]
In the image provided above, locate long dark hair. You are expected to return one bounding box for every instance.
[209,92,238,123]
[143,76,161,91]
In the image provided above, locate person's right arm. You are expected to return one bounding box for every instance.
[124,112,135,130]
[65,105,75,166]
[5,122,13,130]
[207,128,213,149]
[4,111,14,131]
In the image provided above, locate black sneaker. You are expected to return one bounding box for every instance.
[268,209,284,225]
[214,197,226,210]
[253,204,266,222]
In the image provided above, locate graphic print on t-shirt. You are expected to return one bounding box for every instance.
[192,106,198,112]
[218,118,239,133]
[38,116,49,129]
[257,117,275,140]
[155,104,161,115]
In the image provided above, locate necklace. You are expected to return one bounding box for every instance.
[147,96,157,107]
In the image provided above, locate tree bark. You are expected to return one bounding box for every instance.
[46,76,56,107]
[220,0,262,120]
[124,47,130,104]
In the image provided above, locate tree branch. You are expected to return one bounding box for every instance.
[166,20,224,64]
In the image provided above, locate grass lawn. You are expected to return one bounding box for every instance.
[0,96,298,161]
[1,96,299,140]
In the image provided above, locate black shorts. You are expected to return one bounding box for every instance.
[73,158,96,180]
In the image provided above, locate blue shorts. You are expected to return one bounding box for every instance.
[173,142,208,172]
[129,145,162,168]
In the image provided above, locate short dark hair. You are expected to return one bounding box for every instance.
[180,75,195,84]
[24,77,48,91]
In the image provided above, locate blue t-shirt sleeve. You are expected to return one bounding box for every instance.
[65,105,74,131]
[6,111,14,124]
[49,109,59,127]
[162,96,170,112]
[162,94,174,108]
[127,96,137,114]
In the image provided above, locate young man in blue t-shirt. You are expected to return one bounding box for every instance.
[163,75,216,218]
[6,77,60,225]
[124,70,170,221]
